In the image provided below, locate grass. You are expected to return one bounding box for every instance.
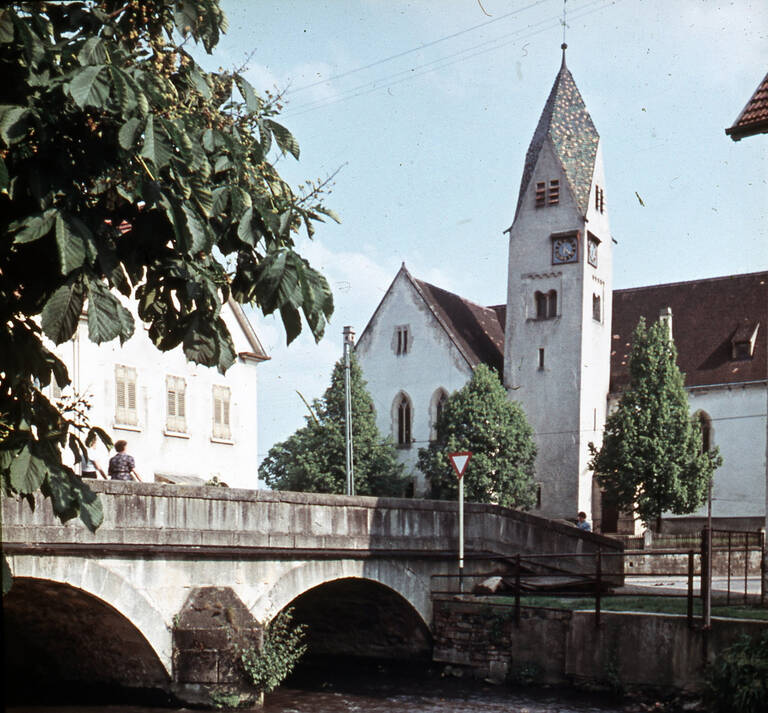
[485,594,768,620]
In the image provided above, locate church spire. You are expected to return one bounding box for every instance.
[514,50,600,219]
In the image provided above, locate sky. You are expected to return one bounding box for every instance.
[193,0,768,472]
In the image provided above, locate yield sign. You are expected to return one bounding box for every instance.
[448,452,472,480]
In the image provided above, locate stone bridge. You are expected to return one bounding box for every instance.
[2,481,620,704]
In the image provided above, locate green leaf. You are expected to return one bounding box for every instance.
[55,213,91,275]
[141,115,173,168]
[78,37,106,65]
[86,278,134,344]
[235,75,262,113]
[68,65,110,109]
[0,157,8,194]
[266,120,300,159]
[182,203,213,254]
[189,65,212,99]
[41,281,86,344]
[118,117,142,150]
[110,66,138,113]
[0,104,28,145]
[0,9,14,44]
[43,468,102,531]
[10,209,56,244]
[9,446,47,495]
[237,207,257,246]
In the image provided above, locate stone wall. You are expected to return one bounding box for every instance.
[432,596,768,693]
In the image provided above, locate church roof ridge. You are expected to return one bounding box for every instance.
[515,58,600,218]
[613,269,768,295]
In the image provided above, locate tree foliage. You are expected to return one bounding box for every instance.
[0,0,337,593]
[589,318,721,529]
[418,364,537,509]
[259,355,408,496]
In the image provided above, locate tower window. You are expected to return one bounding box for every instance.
[535,181,546,207]
[592,294,602,323]
[538,348,545,370]
[535,290,557,320]
[548,179,560,205]
[595,186,605,213]
[395,326,410,355]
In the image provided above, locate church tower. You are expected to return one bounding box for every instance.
[503,46,612,523]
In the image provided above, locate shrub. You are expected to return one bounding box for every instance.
[706,632,768,713]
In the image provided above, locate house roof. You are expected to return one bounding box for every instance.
[516,48,600,219]
[413,278,505,372]
[726,70,768,141]
[610,271,768,392]
[227,298,269,361]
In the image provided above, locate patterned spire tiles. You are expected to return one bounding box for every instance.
[516,60,600,218]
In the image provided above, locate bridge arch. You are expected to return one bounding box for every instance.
[251,558,432,629]
[7,554,172,676]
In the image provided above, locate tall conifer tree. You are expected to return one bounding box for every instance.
[259,356,407,496]
[589,317,721,530]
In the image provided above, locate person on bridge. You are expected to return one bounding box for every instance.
[577,512,591,532]
[108,440,142,481]
[80,433,107,479]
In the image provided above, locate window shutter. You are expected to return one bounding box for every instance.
[115,365,138,425]
[166,376,187,432]
[212,385,231,440]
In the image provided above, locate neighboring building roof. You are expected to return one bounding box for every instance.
[516,47,600,219]
[227,298,269,361]
[610,271,768,392]
[413,278,505,373]
[726,70,768,141]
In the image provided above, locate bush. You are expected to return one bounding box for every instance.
[239,608,307,695]
[706,632,768,713]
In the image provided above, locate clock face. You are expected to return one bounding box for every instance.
[588,239,598,267]
[552,237,578,264]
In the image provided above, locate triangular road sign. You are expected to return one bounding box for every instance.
[448,451,472,479]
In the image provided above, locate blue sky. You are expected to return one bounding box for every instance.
[194,0,768,468]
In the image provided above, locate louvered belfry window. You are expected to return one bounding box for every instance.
[212,385,232,440]
[166,375,187,433]
[115,365,138,426]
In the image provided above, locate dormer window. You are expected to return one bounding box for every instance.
[731,321,759,360]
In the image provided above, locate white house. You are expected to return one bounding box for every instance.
[356,49,768,532]
[51,299,268,489]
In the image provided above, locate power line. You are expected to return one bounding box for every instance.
[286,0,551,96]
[282,0,619,119]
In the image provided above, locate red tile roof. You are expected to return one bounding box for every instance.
[726,70,768,141]
[414,279,505,373]
[610,272,768,392]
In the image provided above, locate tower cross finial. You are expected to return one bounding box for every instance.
[561,0,568,61]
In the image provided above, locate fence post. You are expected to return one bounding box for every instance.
[687,550,694,628]
[701,527,711,629]
[727,531,732,606]
[515,554,521,628]
[595,548,602,628]
[744,532,749,605]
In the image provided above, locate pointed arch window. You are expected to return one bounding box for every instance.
[394,392,412,448]
[429,388,448,441]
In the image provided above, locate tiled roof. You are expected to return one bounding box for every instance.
[726,70,768,141]
[516,54,600,218]
[414,279,505,373]
[610,272,768,392]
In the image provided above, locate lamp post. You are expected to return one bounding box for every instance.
[343,326,355,497]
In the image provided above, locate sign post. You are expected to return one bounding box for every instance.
[448,452,472,593]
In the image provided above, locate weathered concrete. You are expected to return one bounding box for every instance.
[432,596,768,694]
[2,482,621,702]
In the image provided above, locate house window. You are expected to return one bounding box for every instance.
[212,385,232,440]
[538,348,545,370]
[395,393,412,447]
[548,179,559,205]
[595,186,605,213]
[166,375,187,433]
[395,326,410,355]
[592,294,602,323]
[535,290,557,320]
[115,365,138,426]
[430,388,448,441]
[730,321,759,360]
[535,181,546,207]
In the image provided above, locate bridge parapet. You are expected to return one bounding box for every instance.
[2,481,621,572]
